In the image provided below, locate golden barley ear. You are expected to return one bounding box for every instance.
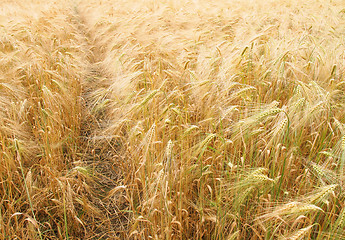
[279,225,313,240]
[307,184,338,205]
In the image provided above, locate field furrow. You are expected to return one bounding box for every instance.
[1,0,345,239]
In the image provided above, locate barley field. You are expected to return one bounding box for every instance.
[1,0,345,239]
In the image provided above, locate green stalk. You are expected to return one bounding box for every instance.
[63,194,70,240]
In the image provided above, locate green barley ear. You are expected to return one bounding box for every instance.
[255,108,282,122]
[130,89,160,113]
[233,186,255,211]
[195,133,216,157]
[306,161,337,185]
[290,97,305,112]
[233,168,274,211]
[140,89,159,107]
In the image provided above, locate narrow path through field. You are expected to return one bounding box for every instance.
[70,4,129,238]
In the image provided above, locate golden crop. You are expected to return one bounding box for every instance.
[1,0,345,239]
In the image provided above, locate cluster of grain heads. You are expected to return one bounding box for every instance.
[255,183,343,238]
[1,0,345,238]
[257,202,323,223]
[75,0,345,238]
[0,1,102,239]
[255,201,323,239]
